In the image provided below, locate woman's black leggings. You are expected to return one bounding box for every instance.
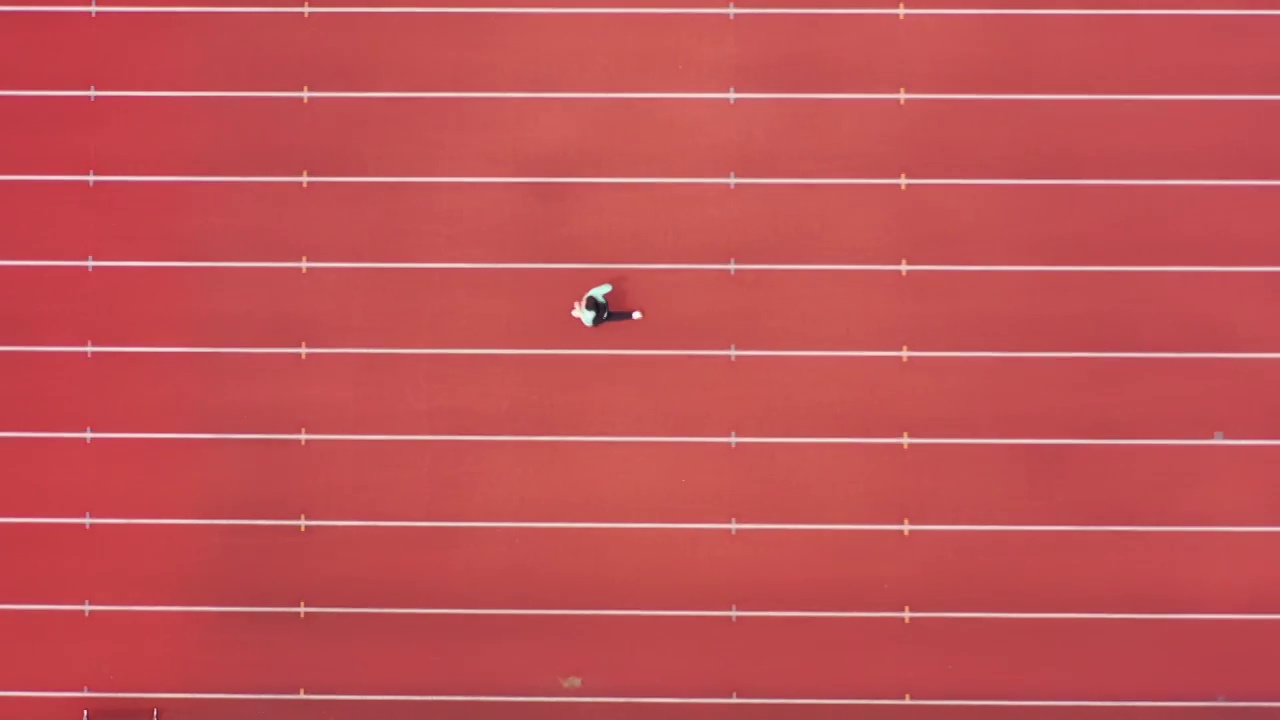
[586,297,635,325]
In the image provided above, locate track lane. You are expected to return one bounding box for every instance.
[4,269,1280,351]
[827,0,1280,8]
[0,14,732,91]
[7,184,1280,267]
[2,702,1275,720]
[740,15,1280,94]
[4,523,1278,612]
[6,0,1280,9]
[2,353,1278,438]
[0,611,1275,699]
[7,97,1280,178]
[5,14,1279,93]
[6,441,1280,527]
[0,98,735,177]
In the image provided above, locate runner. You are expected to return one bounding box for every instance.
[570,283,642,327]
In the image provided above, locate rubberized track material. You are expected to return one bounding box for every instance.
[3,3,1280,719]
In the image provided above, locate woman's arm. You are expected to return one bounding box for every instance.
[570,283,611,327]
[584,283,613,302]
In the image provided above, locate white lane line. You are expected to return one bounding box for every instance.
[8,517,1280,533]
[3,173,1280,187]
[6,259,1280,273]
[0,690,1276,708]
[4,344,1280,360]
[3,5,1280,16]
[4,602,1278,621]
[6,89,1280,101]
[3,430,1280,446]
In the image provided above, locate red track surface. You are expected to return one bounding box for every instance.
[4,3,1280,720]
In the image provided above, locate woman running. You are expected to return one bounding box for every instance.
[571,283,642,327]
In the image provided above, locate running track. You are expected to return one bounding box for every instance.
[3,1,1280,719]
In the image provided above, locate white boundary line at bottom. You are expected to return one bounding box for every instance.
[3,5,1280,16]
[3,173,1280,187]
[8,259,1280,273]
[6,516,1280,533]
[2,689,1276,708]
[4,602,1279,621]
[8,89,1280,101]
[3,430,1278,447]
[4,344,1280,360]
